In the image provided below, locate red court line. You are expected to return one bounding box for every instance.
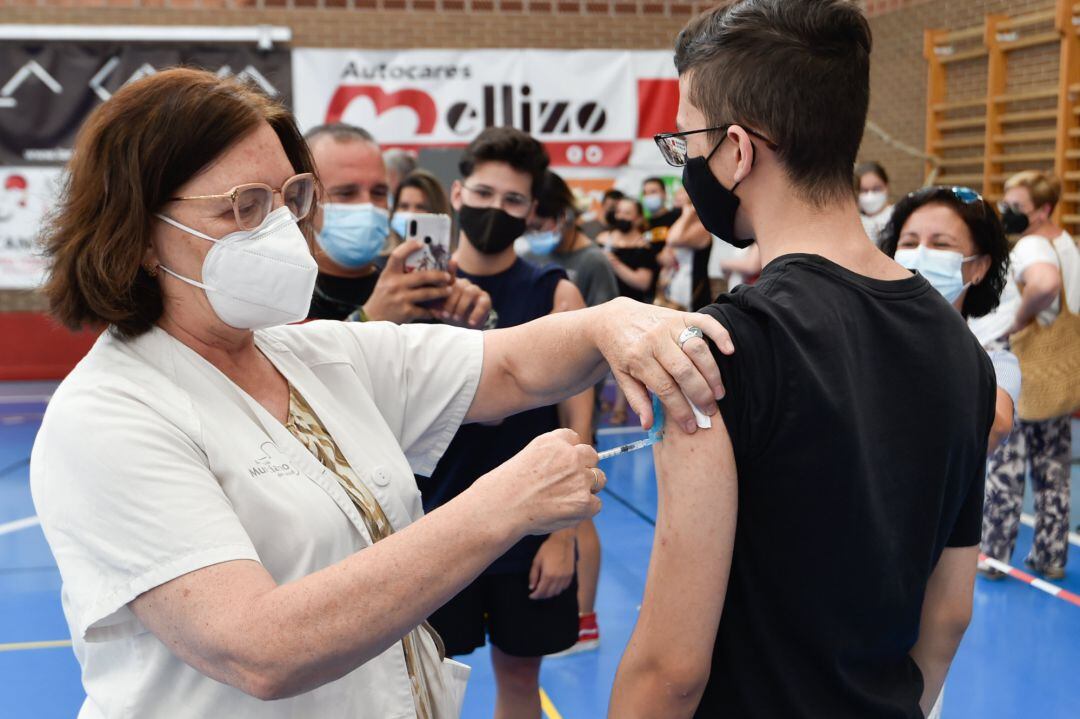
[980,553,1080,608]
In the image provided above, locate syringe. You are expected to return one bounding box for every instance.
[596,393,712,462]
[597,433,663,461]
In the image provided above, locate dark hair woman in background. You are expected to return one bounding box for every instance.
[880,186,1018,587]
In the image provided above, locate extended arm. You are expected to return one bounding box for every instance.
[609,417,737,718]
[909,545,978,715]
[130,430,599,701]
[467,298,735,434]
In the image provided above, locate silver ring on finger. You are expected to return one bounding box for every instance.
[678,325,705,349]
[589,467,603,494]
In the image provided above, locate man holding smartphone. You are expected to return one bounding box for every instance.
[304,122,490,326]
[416,127,593,719]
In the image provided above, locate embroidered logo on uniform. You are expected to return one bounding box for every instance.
[247,442,299,479]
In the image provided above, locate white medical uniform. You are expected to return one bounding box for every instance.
[30,319,483,719]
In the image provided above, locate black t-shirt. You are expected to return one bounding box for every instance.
[417,258,567,574]
[646,207,682,233]
[694,254,996,719]
[690,245,713,310]
[611,245,660,303]
[307,269,381,321]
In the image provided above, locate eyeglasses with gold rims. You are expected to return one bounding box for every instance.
[169,172,316,230]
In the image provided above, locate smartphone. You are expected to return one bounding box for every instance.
[402,214,453,274]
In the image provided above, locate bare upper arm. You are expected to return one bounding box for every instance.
[1018,262,1062,296]
[921,546,978,628]
[633,416,737,676]
[551,278,586,315]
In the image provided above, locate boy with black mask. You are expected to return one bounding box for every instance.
[610,1,997,717]
[416,127,593,719]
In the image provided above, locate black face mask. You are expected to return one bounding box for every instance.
[1000,205,1030,235]
[605,210,634,234]
[681,135,755,249]
[458,205,527,255]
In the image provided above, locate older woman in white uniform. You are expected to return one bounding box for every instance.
[30,69,729,718]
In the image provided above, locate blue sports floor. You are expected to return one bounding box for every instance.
[1,380,1078,718]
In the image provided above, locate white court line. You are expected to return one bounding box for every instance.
[0,639,71,653]
[0,395,51,405]
[1020,512,1080,548]
[0,516,40,536]
[595,426,647,437]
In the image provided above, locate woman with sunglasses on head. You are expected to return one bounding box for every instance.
[879,187,1017,587]
[29,69,733,719]
[880,186,1015,449]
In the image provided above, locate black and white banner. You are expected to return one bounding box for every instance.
[0,41,292,288]
[0,43,292,166]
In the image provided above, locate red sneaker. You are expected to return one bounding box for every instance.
[547,613,600,657]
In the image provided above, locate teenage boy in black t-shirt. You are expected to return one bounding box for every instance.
[610,2,996,718]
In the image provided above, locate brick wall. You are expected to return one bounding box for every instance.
[0,4,703,49]
[861,0,1060,198]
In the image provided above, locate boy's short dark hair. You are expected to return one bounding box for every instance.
[459,127,549,196]
[535,170,578,221]
[674,0,872,207]
[642,177,666,194]
[603,188,625,203]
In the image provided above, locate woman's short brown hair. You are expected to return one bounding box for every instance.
[1004,169,1061,213]
[41,67,316,338]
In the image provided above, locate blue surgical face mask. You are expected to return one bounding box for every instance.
[316,203,389,269]
[642,194,664,214]
[895,245,980,304]
[525,229,562,256]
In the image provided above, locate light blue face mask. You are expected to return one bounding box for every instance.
[895,245,980,304]
[525,229,562,256]
[316,203,389,269]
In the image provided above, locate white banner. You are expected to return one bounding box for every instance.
[292,49,678,172]
[0,167,61,289]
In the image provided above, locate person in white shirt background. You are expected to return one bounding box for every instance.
[970,169,1080,581]
[29,68,732,719]
[856,160,894,246]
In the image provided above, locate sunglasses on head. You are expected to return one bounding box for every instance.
[908,185,984,205]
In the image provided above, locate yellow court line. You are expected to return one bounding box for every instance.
[0,639,72,653]
[539,687,565,719]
